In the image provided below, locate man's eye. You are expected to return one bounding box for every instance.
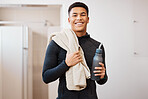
[72,15,77,17]
[81,14,86,16]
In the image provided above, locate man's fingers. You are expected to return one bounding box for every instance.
[74,51,80,55]
[73,51,81,58]
[94,63,105,69]
[95,67,102,69]
[94,70,105,73]
[94,63,106,78]
[95,67,105,70]
[99,62,104,67]
[95,73,105,76]
[77,59,83,63]
[94,70,101,73]
[73,54,82,60]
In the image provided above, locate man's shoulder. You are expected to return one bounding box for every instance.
[89,37,101,47]
[48,40,61,51]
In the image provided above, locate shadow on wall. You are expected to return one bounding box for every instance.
[32,31,48,99]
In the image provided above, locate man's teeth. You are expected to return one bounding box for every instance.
[76,23,82,24]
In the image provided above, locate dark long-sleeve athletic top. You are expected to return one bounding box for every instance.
[42,34,108,99]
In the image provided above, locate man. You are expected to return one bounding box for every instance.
[42,2,108,99]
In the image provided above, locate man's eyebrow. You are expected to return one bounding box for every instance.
[72,13,77,15]
[72,12,86,14]
[81,12,86,14]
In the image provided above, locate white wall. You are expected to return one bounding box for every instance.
[1,0,148,99]
[0,27,2,99]
[62,0,148,99]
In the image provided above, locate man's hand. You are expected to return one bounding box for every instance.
[65,51,82,67]
[93,62,106,79]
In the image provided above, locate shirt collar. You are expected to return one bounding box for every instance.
[77,33,90,39]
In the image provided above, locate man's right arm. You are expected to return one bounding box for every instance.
[42,40,69,84]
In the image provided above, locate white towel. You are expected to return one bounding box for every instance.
[48,28,90,91]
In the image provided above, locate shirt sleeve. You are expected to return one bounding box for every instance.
[96,45,108,85]
[42,40,69,84]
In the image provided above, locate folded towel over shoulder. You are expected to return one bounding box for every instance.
[48,29,90,91]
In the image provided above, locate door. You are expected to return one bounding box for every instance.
[0,26,24,99]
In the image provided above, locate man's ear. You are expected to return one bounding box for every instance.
[68,17,70,23]
[87,17,89,23]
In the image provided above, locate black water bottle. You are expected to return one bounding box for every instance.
[91,44,103,81]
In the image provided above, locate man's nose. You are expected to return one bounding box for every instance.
[76,15,82,20]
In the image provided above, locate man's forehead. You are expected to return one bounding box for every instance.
[70,7,87,14]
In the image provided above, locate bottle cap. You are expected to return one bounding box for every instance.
[96,48,102,54]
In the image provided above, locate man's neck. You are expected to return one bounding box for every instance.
[74,31,87,37]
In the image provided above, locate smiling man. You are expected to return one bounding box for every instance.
[68,6,89,37]
[42,2,108,99]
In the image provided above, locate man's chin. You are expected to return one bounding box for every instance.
[73,29,84,32]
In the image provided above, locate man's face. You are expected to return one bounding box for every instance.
[68,7,89,33]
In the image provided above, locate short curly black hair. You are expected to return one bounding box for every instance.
[68,2,89,16]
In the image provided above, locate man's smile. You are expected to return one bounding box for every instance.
[75,22,84,26]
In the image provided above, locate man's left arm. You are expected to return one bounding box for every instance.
[95,45,108,85]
